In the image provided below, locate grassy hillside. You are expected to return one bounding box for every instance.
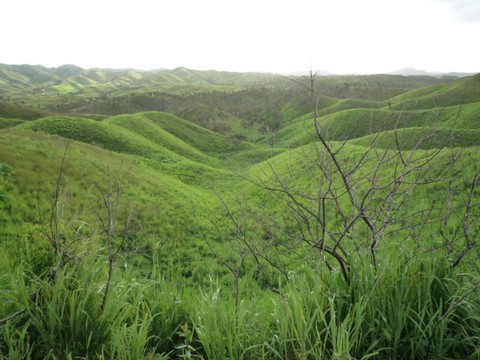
[1,69,480,359]
[0,102,49,121]
[105,113,220,164]
[0,117,25,129]
[275,80,480,149]
[351,127,480,149]
[275,108,425,147]
[18,115,187,162]
[138,112,243,156]
[244,139,480,263]
[0,128,231,274]
[177,103,243,134]
[2,63,471,145]
[388,73,480,110]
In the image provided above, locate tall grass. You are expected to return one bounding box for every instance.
[250,254,479,360]
[1,247,479,359]
[0,255,181,359]
[193,285,275,359]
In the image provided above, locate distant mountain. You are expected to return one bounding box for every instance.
[0,63,459,99]
[440,71,478,78]
[0,63,281,98]
[0,63,468,131]
[390,67,476,78]
[52,64,85,78]
[284,70,332,76]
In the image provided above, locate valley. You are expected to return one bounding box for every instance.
[1,64,479,359]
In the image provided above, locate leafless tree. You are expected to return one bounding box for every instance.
[94,162,136,311]
[243,71,478,284]
[205,192,285,304]
[38,142,85,277]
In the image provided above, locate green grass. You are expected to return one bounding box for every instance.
[0,128,225,258]
[243,139,480,269]
[351,127,480,149]
[0,103,49,121]
[105,113,218,165]
[388,73,480,110]
[275,100,480,148]
[320,97,386,114]
[0,117,25,129]
[140,112,247,155]
[177,103,243,134]
[1,69,480,359]
[2,245,478,359]
[276,109,409,147]
[18,115,198,163]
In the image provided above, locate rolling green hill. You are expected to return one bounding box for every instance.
[1,67,480,359]
[105,113,217,164]
[18,115,188,163]
[350,127,480,149]
[0,128,224,250]
[275,86,480,149]
[388,73,480,110]
[177,103,243,134]
[0,102,49,120]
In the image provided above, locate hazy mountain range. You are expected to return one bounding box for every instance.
[388,67,476,78]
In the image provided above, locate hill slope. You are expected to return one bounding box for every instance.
[388,73,480,110]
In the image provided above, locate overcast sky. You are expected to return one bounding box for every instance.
[2,0,479,74]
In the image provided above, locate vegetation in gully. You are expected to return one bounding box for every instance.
[0,64,480,359]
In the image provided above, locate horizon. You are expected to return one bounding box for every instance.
[2,0,480,75]
[2,62,478,77]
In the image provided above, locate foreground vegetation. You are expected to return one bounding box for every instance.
[2,247,479,359]
[1,65,479,359]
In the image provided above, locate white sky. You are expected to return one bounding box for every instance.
[1,0,479,74]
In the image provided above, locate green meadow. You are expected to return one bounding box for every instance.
[1,65,480,359]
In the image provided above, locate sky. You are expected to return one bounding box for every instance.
[1,0,479,74]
